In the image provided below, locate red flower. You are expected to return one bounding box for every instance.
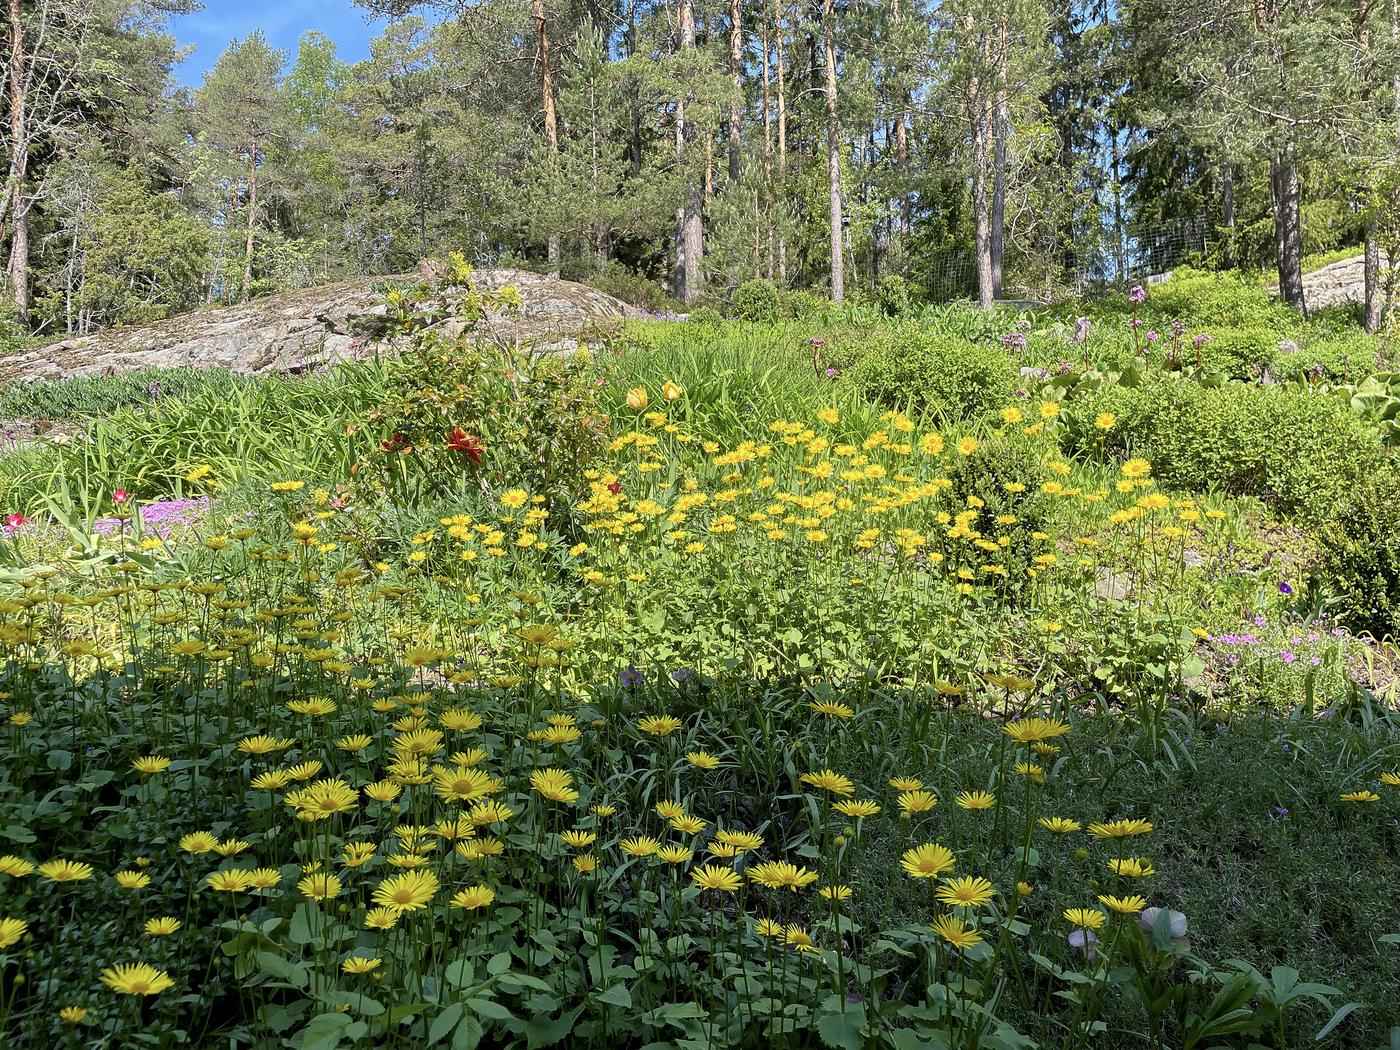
[380,433,410,453]
[446,428,484,464]
[3,513,27,531]
[112,489,129,505]
[608,482,623,495]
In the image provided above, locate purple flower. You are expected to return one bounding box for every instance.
[1192,333,1212,349]
[1281,651,1296,664]
[823,367,837,379]
[1146,330,1160,342]
[808,337,826,348]
[1170,320,1186,336]
[618,661,644,688]
[1309,655,1321,666]
[1278,581,1292,595]
[1129,317,1143,331]
[1273,806,1289,818]
[1002,331,1027,350]
[1128,285,1146,304]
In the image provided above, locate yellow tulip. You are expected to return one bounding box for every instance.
[626,387,649,410]
[661,381,684,401]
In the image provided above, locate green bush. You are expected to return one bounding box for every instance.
[1273,332,1381,384]
[783,289,827,319]
[875,274,917,316]
[587,263,678,314]
[731,278,782,321]
[1316,467,1400,639]
[1192,327,1282,380]
[841,327,1019,420]
[1069,377,1385,519]
[1138,268,1298,330]
[685,304,724,326]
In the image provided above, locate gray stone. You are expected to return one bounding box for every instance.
[1095,570,1132,601]
[0,268,634,385]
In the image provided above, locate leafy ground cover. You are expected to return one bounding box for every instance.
[0,267,1397,1049]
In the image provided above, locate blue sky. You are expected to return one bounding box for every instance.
[168,0,392,86]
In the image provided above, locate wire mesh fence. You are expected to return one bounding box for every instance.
[923,216,1213,304]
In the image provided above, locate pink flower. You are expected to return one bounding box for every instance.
[3,513,27,532]
[113,489,130,505]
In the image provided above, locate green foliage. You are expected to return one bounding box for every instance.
[731,278,782,322]
[783,289,828,320]
[945,431,1052,583]
[0,368,254,421]
[1068,377,1386,519]
[685,305,724,326]
[875,274,918,316]
[586,263,678,314]
[841,327,1019,420]
[1316,467,1400,639]
[1090,269,1298,331]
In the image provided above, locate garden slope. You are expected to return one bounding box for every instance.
[0,269,631,383]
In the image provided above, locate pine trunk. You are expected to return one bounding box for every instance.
[1269,153,1306,312]
[822,0,843,302]
[1220,159,1235,269]
[534,0,561,274]
[6,0,30,322]
[1364,228,1383,333]
[241,140,259,303]
[775,2,788,284]
[729,0,743,182]
[674,0,704,304]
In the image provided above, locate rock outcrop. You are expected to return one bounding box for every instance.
[0,268,632,384]
[1271,252,1393,312]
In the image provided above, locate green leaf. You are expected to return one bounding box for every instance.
[430,1004,465,1044]
[1315,1002,1362,1041]
[596,983,632,1008]
[816,997,867,1050]
[524,1007,581,1048]
[465,998,514,1022]
[299,1012,352,1050]
[452,1015,484,1050]
[486,951,512,976]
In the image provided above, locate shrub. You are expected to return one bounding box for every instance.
[1136,268,1298,330]
[875,274,917,316]
[685,304,724,326]
[731,278,782,321]
[1316,466,1400,639]
[587,263,678,314]
[1069,377,1385,519]
[1273,332,1382,384]
[841,327,1019,420]
[1190,327,1282,380]
[783,289,827,319]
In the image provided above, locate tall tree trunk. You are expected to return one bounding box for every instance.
[1269,153,1306,312]
[890,0,910,235]
[1364,229,1383,332]
[821,0,843,302]
[1220,158,1235,269]
[674,0,703,304]
[989,19,1009,299]
[534,0,561,274]
[965,16,993,309]
[6,0,30,323]
[775,2,789,283]
[761,7,774,276]
[241,141,259,303]
[729,0,743,182]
